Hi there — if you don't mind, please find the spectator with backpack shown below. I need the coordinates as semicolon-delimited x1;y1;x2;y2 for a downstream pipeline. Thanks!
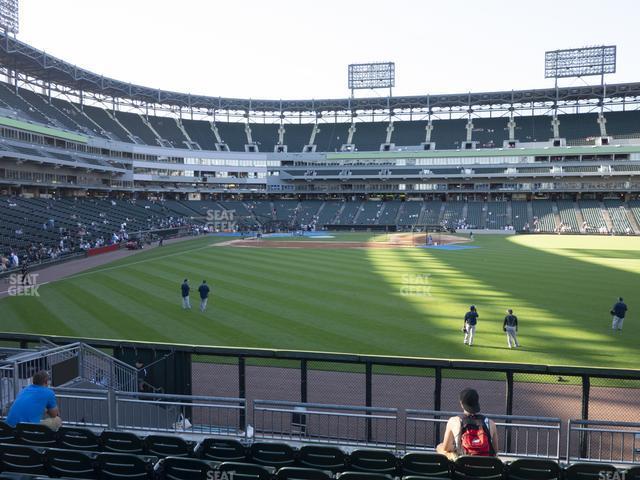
436;388;499;460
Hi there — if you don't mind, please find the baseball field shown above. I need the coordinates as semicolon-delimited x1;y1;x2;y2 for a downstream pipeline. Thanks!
1;232;638;369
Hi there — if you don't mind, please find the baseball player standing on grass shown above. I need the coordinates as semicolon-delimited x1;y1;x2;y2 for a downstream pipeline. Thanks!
503;309;519;348
463;305;479;346
198;280;210;313
610;297;627;332
181;279;191;309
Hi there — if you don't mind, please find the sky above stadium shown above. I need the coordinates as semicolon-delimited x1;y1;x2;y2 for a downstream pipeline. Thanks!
19;0;640;100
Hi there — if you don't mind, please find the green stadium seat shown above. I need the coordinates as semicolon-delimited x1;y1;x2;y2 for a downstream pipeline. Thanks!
15;424;58;448
99;431;144;455
564;463;617;480
348;450;398;475
217;462;274;480
0;443;47;475
44;448;97;479
96;452;156;480
143;435;193;458
155;456;218;480
249;442;297;468
452;456;504;480
0;422;16;444
194;438;247;462
506;459;561;480
57;427;100;451
275;466;333;480
298;445;347;472
400;452;451;479
337;472;393;480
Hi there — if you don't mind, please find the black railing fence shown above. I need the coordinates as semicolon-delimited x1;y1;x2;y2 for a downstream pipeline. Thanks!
1;332;639;460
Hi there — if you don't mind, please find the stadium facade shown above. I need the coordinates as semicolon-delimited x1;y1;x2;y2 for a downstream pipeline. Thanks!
0;33;639;238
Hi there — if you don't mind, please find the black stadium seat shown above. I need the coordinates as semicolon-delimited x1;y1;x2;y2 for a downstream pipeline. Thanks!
400;452;451;479
58;427;101;451
0;443;47;475
625;467;640;480
218;462;274;480
452;456;504;480
0;422;16;444
506;459;561;480
194;438;247;462
338;472;393;480
249;442;297;468
143;435;193;458
156;456;218;480
15;424;57;448
275;467;333;480
298;445;346;472
564;463;617;480
100;431;144;455
44;448;97;479
96;452;156;480
348;450;398;475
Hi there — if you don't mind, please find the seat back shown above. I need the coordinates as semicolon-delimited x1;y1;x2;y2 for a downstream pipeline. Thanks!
96;452;156;480
144;434;193;458
157;456;218;480
624;467;640;480
0;443;47;475
250;442;297;467
0;421;16;444
15;423;58;447
298;445;346;472
565;463;617;480
401;452;451;478
348;449;398;474
44;448;97;479
100;431;145;454
507;459;561;480
218;461;274;480
195;438;247;462
453;456;504;480
276;467;333;480
58;426;101;451
338;472;393;480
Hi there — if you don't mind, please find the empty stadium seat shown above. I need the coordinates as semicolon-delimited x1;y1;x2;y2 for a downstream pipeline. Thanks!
400;452;450;479
0;443;47;475
348;450;398;475
275;466;333;480
564;463;617;480
506;459;561;480
100;431;144;455
452;456;504;480
217;462;274;480
338;472;393;480
143;435;193;458
297;445;347;472
624;467;640;480
155;456;218;480
249;442;297;468
15;424;57;448
57;427;100;451
43;448;97;479
96;452;156;480
194;438;247;462
0;422;16;444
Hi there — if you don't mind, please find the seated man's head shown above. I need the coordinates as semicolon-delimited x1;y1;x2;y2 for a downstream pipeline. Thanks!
32;370;49;386
459;388;480;414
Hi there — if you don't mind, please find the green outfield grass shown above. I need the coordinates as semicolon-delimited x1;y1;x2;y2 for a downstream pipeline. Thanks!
1;233;638;369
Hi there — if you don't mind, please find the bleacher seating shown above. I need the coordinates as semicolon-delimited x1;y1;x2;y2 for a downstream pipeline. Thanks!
114;111;159;145
351;122;388;151
146;116;188;148
422;201;442;225
181;119;217;150
282;124;313;152
357;202;384;225
531;201;556;233
49;97;111;139
604;200;635;234
396;202;423;226
442;202;465;228
0;420;637;480
485;202;507;229
215;123;248;151
556;200;580;233
316;201;343;226
295;201;323;227
272;201;299;223
511;201;529;230
83;105;131;142
579;200;607;232
334;202;362;225
465;202;484;229
378;201;402;225
248;124;279;152
314;123;350;152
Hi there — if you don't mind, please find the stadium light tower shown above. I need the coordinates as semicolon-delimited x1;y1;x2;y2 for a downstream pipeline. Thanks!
0;0;19;35
348;61;395;98
545;46;616;140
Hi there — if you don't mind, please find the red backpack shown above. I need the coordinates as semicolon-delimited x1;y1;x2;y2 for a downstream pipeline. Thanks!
459;414;494;456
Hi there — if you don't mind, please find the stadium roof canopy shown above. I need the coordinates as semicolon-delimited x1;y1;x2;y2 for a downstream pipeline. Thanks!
1;33;640;114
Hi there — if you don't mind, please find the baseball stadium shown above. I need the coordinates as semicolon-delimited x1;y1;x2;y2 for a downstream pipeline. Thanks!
0;1;639;478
